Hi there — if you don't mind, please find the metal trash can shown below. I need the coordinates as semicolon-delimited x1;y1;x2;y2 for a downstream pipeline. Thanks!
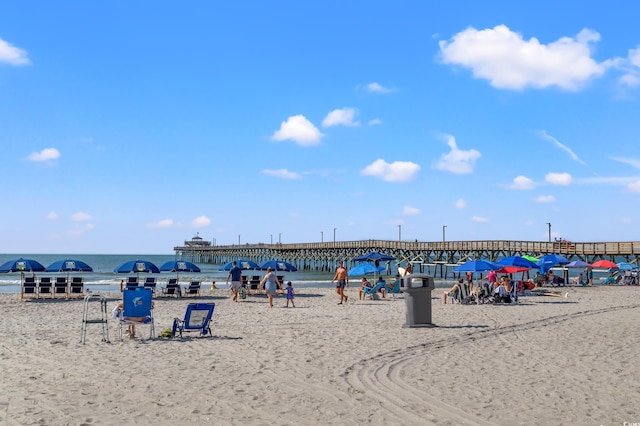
401;274;436;328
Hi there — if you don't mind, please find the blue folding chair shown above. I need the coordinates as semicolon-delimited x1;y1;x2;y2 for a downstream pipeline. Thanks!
363;282;385;300
118;287;155;341
172;303;215;338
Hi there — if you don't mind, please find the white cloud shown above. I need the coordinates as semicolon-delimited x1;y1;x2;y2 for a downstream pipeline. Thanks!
147;219;174;228
510;175;535;190
71;212;91;222
616;46;640;88
545;172;572;185
0;38;30;65
455;199;466;209
28;148;60;162
439;25;605;91
271;115;323;146
192;216;211;227
433;134;481;174
472;216;489;223
533;195;556;203
538;130;587;165
368;118;382;126
628;180;640;192
611;157;640;169
322;108;360;127
403;205;420;215
361;159;420;182
364;82;394;93
262;169;301;180
46;212;59;220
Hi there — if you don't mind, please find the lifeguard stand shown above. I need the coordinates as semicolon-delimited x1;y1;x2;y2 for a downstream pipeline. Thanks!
80;293;111;344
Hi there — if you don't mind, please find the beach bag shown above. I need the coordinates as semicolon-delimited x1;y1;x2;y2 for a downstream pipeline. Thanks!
238;286;247;300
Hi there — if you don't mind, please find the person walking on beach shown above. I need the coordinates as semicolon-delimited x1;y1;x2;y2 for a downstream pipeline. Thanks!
226;261;243;302
331;261;349;304
285;281;295;308
260;267;280;308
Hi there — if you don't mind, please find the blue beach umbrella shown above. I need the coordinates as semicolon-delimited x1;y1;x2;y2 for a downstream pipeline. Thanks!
565;260;591;268
348;263;385;277
159;260;201;273
353;251;395;262
114;260;160;279
496;256;540;269
537;254;570;272
218;260;260;271
617;262;639;271
453;259;500;273
0;258;46;273
47;259;93;273
159;260;201;280
47;259;93;282
258;260;298;272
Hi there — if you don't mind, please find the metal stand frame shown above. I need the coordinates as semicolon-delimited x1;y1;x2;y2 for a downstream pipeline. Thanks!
80;293;110;344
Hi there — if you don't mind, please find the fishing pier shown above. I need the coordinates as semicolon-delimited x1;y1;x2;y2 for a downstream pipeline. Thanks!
174;237;640;277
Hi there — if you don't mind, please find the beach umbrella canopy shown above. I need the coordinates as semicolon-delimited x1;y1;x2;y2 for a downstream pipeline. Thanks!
537;254;570;272
591;259;618;269
353;251;395;262
46;259;93;273
0;258;46;273
617;262;639;271
453;259;500;273
259;260;298;272
522;255;540;263
497;266;530;274
496;256;540;270
218;260;260;271
565;260;591;268
159;260;201;273
114;259;160;274
348;263;385;276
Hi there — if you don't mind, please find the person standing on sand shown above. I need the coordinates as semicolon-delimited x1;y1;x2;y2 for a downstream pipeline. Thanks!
285;281;295;308
226;261;242;302
260;267;280;308
331;261;349;304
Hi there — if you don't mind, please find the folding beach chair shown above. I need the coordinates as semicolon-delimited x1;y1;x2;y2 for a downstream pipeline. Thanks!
117;287;155;341
364;282;385;300
125;276;139;290
22;276;38;300
249;276;261;294
184;281;201;297
172;303;215;338
162;278;180;297
38;277;53;298
143;277;157;293
54;277;69;299
69;277;85;297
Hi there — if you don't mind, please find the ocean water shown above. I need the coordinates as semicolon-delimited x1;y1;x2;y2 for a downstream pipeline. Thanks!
0;253;623;294
0;254;341;294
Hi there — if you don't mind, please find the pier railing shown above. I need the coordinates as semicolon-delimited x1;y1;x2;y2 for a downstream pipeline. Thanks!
174;239;640;268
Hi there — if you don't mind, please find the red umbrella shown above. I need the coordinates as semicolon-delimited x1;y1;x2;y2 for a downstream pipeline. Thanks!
497;266;530;274
591;259;618;269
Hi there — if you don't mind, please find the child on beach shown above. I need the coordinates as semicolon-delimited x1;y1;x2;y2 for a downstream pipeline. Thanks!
285;281;295;307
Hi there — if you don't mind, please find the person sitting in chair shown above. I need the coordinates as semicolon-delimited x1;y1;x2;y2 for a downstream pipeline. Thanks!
442;279;462;304
358;277;373;300
375;276;387;298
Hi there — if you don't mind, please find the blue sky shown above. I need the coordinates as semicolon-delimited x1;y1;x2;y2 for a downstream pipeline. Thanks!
2;1;640;254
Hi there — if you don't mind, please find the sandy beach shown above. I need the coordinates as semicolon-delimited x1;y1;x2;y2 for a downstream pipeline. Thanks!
1;285;639;425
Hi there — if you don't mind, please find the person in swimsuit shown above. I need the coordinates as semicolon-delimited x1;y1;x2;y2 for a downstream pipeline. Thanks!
331;261;349;304
285;281;295;308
